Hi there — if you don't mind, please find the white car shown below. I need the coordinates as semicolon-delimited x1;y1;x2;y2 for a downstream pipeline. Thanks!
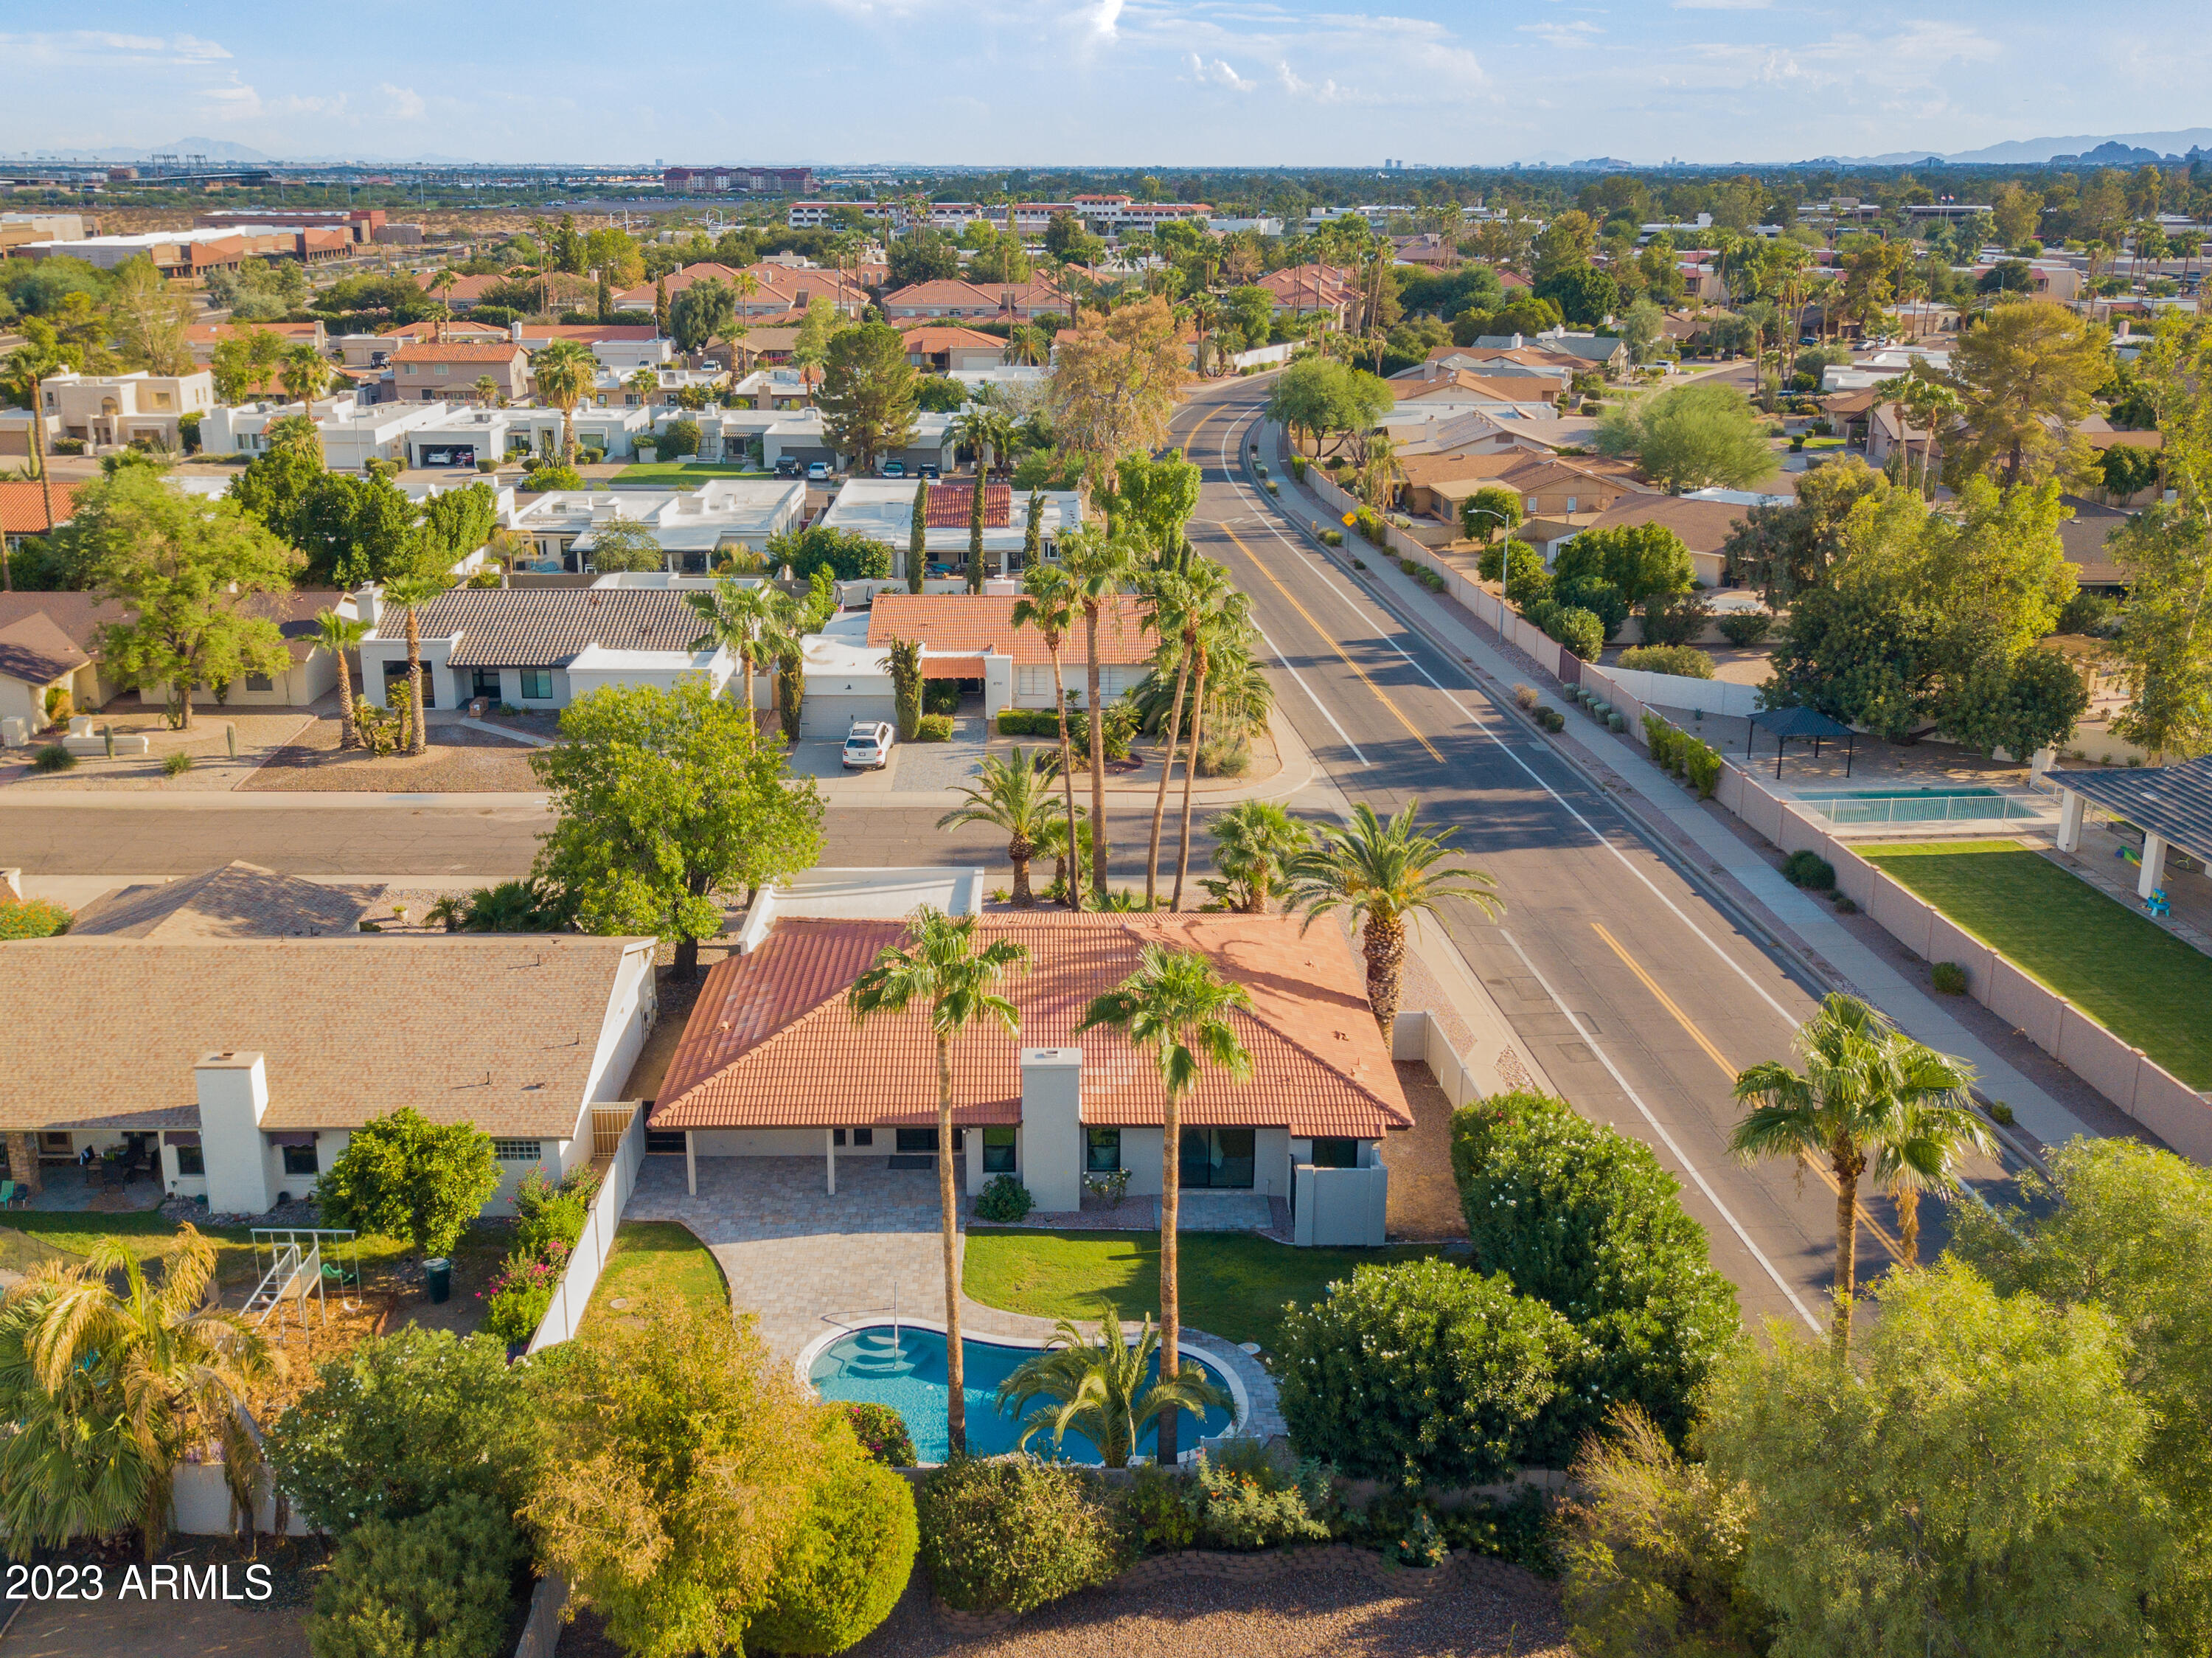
806;460;832;482
842;721;894;770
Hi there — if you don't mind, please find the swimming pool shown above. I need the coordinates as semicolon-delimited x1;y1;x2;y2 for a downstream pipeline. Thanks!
1798;787;2003;802
1794;785;2042;825
807;1324;1239;1463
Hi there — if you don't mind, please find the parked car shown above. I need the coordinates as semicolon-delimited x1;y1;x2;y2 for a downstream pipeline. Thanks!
917;462;942;479
842;721;894;770
774;456;801;478
880;458;907;478
806;460;831;482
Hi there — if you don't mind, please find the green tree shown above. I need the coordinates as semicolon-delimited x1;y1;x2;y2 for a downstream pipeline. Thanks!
312;607;370;749
1114;449;1203;568
317;1108;501;1259
415;480;498;575
307;1492;526;1658
108;256;193;375
1170;582;1255;911
888;227;961;286
1077;946;1253;1463
818;322;919;475
77;471;297;731
295;472;423;588
1012;563;1085;911
1;317;80;589
742;1452;917;1656
1554;522;1697;611
585;518;666;575
1535;266;1622;329
226;414;326;549
1262;355;1394;457
937;747;1061;906
995;1310;1230;1469
208;325;285;403
886;637;922;740
1619;296;1667;364
277;341;332;405
1284;801;1501;1040
1596;384;1776;493
851;909;1029;1457
529;338;598;466
762;522;895;583
531;680;824;978
1944;299;2110;488
907;479;928;592
1137;563;1214;907
789;296;844;393
1704;1260;2164;1658
1729;993;1986;1353
1460;484;1523;546
667;277;735;364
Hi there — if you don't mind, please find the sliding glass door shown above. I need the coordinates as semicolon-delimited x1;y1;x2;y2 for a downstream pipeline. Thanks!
1178;1127;1256;1190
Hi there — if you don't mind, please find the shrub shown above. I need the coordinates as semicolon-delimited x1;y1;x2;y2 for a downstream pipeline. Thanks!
1986;1100;2014;1125
1931;960;1969;996
1451;1093;1743;1453
316;1107;501;1259
306;1492;526;1658
1123;1465;1200;1554
1397;557;1447;594
0;899;72;940
744;1454;918;1655
162;750;192;784
656;418;701;459
917;1456;1128;1614
481;1252;560;1345
1717;611;1773;649
1535;706;1566;733
1276;1258;1579;1487
995;707;1061;737
1832;894;1857;914
521;462;585;492
914;713;953;742
1437;1485;1559;1573
974;1173;1036;1224
1319;528;1344;547
1618;645;1714;679
1287;456;1307;481
512;1168;589;1260
1545;605;1605;662
1195;739;1249;777
841;1402;917;1468
1193;1442;1334;1551
32;744;74;772
1640;592;1715;649
1683;740;1722;799
1514;684;1540;712
922;679;962;715
1557;575;1630;642
1780;850;1834;891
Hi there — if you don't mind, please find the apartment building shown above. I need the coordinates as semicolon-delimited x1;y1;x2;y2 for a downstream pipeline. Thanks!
661;166;813;195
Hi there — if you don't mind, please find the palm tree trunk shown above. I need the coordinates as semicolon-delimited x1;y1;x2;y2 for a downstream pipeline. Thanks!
740;645;755;718
938;1033;967;1457
406;607;427;756
1892;1181;1920;1266
1051;643;1082;913
1832;1140;1863;1354
1144;653;1192;908
1157;1086;1181;1466
562;405;577;468
1009;834;1034;907
335;651;358;749
1084;606;1107;905
1363;910;1405;1041
1170;658;1211;912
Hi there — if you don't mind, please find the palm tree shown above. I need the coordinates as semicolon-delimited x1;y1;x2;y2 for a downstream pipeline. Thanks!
686;577;780;720
277;343;331;406
1006;324;1050;367
1;322;74;592
471;374;499;408
851;909;1029;1457
312;608;370;749
1078;945;1253;1465
1032;807;1091;907
530;339;598;467
625;365;659;414
938;747;1062;907
1172;587;1253;912
1729;993;1983;1353
1138;566;1206;909
1874;1092;1997;1266
1283;802;1503;1041
1203;801;1312;913
0;1225;277;1560
1058;525;1142;905
995;1309;1232;1468
380;574;447;756
1012;563;1086;912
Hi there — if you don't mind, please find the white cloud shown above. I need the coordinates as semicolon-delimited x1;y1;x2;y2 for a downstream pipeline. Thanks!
1188;53;1255;90
1519;20;1603;46
380;83;426;119
202;80;349;122
1093;0;1125;38
0;29;232;63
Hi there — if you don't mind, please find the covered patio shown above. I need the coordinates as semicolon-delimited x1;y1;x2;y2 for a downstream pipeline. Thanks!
2049;755;2212;915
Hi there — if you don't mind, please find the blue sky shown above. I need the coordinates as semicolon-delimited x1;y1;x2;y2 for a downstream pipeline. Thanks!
1;3;2206;168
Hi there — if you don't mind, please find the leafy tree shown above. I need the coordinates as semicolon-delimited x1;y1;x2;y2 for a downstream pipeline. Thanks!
208;325;285;403
1277;1259;1577;1488
914;373;965;413
1048;297;1189;496
1619;296;1667;365
1944;299;2110;488
1557;575;1630;641
1113;448;1202;567
417;481;498;575
317;1108;501;1258
1596;384;1775;493
1555;522;1697;611
2107;504;2212;760
995;1310;1230;1469
585;518;665;575
1531;209;1600;282
1451;1091;1742;1449
1535;265;1622;328
1459;485;1523;546
667;277;735;363
226;417;327;547
295;472;423;588
818;322;918;475
1704;1261;2164;1658
852;910;1029;1456
888;227;961;286
532;680;824;977
525;1297;834;1658
937;746;1061;906
108;255;192;375
77;471;297;730
1;317;79;588
1262;355;1393;457
763;521;894;583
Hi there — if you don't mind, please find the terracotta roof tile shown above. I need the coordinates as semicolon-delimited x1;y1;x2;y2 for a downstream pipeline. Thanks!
393;342;527;364
0;480;85;537
866;593;1153;667
650;914;1412;1139
922;482;1010;528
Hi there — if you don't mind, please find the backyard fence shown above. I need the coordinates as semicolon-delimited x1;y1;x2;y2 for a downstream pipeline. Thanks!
526;1103;645;1355
1391;1010;1487;1109
511;1574;570;1658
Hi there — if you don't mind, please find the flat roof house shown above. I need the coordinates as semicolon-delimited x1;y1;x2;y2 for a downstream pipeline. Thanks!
650;911;1408;1239
39;370;215;451
505;480;807;574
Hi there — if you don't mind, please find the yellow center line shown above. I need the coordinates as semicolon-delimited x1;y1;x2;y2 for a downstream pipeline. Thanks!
1215;521;1447;766
1590;921;1907;1264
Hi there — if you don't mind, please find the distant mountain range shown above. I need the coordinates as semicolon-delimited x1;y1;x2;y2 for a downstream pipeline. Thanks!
10;136;490;167
1812;129;2212;167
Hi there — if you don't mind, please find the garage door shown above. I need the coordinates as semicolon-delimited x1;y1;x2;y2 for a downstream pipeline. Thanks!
799;692;895;740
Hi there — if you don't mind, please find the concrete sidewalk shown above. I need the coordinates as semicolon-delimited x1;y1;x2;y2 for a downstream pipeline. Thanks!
1258;425;2093;1151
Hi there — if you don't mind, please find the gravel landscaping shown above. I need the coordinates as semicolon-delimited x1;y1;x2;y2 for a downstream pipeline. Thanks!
240;715;544;792
1;707;316;792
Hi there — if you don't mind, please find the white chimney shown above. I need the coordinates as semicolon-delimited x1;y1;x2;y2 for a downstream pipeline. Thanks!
196;1051;276;1215
1018;1048;1084;1213
355;585;380;630
510;319;524;344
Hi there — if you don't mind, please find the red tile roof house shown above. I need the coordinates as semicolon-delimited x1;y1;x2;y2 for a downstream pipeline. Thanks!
649;911;1408;1241
866;590;1154;721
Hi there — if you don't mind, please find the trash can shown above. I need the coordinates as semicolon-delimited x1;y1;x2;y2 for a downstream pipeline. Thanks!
425;1258;452;1304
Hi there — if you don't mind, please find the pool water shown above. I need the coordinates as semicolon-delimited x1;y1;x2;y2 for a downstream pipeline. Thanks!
1798;786;2002;801
810;1325;1237;1463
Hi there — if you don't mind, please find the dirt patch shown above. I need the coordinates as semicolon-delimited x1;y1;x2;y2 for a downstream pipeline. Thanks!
2;706;316;793
1382;1061;1470;1242
1;1533;331;1658
239;716;543;793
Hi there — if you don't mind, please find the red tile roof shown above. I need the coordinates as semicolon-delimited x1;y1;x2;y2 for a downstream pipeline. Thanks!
0;480;84;537
649;914;1413;1138
922;482;1010;528
392;341;527;364
867;593;1154;667
900;325;1006;353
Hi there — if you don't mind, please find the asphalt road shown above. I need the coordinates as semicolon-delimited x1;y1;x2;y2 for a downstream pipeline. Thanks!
1166;375;2003;1333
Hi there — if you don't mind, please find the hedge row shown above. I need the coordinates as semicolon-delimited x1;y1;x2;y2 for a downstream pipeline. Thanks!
1640;712;1723;799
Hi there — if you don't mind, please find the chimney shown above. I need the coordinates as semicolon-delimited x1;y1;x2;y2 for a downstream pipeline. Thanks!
196;1051;276;1214
355;585;380;630
1018;1048;1084;1213
510;319;524;344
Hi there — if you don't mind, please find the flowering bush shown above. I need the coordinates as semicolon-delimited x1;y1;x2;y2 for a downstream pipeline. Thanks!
481;1250;563;1345
842;1402;917;1468
1192;1444;1332;1551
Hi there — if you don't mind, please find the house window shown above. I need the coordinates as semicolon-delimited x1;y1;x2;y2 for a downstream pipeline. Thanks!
1310;1137;1358;1169
1085;1126;1121;1172
982;1126;1017;1173
493;1140;542;1162
1016;666;1054;701
173;1145;206;1177
245;673;274;692
280;1142;319;1176
38;1132;72;1154
1178;1127;1256;1189
852;1128;873;1148
519;667;553;701
895;1127;964;1154
472;669;502;701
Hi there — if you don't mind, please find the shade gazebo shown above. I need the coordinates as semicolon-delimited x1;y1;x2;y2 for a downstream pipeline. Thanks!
2047;755;2212;909
1747;705;1856;780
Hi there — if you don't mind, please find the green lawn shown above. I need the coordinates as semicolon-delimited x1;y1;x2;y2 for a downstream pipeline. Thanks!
962;1229;1444;1355
1863;839;2212;1087
0;1210;478;1291
581;1221;728;1329
610;462;776;487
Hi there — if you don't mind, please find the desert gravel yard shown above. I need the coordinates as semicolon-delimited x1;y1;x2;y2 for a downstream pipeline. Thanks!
241;716;544;792
1;707;316;791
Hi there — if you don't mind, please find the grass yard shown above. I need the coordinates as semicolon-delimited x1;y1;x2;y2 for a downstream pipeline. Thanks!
580;1221;728;1331
1864;839;2212;1087
610;462;774;487
963;1229;1444;1355
0;1210;474;1294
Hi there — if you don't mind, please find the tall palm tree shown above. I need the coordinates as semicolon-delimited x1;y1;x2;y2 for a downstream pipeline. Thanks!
278;343;331;406
471;374;499;408
1058;525;1142;905
380;575;446;756
530;339;598;468
686;577;781;719
937;747;1062;906
1873;1092;1996;1266
851;909;1029;1457
0;1225;277;1560
1138;566;1206;909
313;608;370;749
1172;588;1253;912
1283;801;1503;1041
1006;325;1050;367
1730;993;1982;1353
1078;945;1253;1465
995;1309;1231;1468
1013;563;1084;912
1203;800;1312;913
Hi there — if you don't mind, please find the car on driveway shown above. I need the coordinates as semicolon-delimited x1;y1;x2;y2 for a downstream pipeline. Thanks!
880;458;907;478
917;462;941;479
842;721;894;770
774;456;801;478
806;460;832;482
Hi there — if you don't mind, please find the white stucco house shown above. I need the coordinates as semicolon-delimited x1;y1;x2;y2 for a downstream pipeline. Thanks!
504;479;807;574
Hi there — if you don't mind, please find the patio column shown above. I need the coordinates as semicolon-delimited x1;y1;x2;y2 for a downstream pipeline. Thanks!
825;1127;837;1196
684;1130;696;1197
2140;833;2169;901
2056;788;2086;853
4;1131;41;1195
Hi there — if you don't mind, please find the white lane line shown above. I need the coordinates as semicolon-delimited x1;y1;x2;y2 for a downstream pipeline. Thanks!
1213;407;1802;1031
1252;621;1369;767
1500;927;1823;1332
